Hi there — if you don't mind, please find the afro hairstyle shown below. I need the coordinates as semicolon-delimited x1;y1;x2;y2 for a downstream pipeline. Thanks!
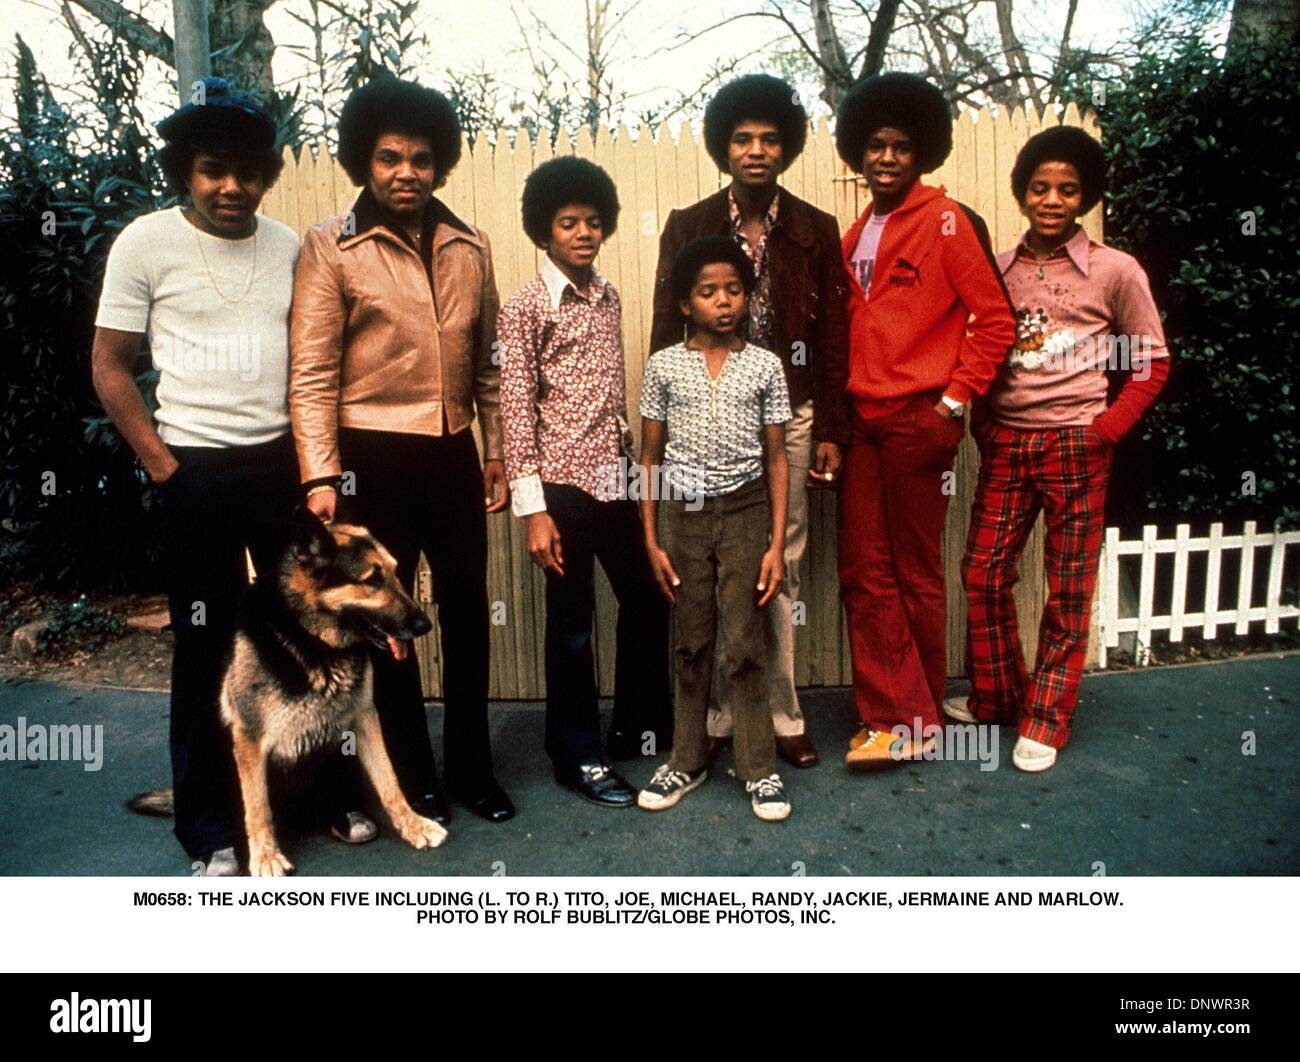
835;72;953;174
703;74;808;173
158;142;284;197
520;156;620;248
669;236;757;305
336;75;462;188
1010;125;1107;214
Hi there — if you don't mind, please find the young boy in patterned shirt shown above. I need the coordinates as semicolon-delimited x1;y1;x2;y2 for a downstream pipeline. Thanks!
498;157;671;808
638;236;793;821
949;126;1170;771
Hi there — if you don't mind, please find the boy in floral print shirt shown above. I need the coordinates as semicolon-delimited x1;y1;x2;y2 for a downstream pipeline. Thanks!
498;157;671;808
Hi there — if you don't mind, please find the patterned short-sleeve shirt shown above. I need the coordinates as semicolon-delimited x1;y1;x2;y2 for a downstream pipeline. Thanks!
640;341;791;498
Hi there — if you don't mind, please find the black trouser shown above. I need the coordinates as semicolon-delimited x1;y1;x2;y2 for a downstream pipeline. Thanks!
337;426;494;796
162;433;298;861
541;483;673;768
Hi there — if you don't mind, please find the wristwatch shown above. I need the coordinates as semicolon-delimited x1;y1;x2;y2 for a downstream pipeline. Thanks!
940;395;966;418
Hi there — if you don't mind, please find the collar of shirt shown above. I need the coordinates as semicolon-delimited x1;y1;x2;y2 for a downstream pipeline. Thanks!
1012;225;1093;277
345;187;474;245
728;187;780;258
540;254;610;311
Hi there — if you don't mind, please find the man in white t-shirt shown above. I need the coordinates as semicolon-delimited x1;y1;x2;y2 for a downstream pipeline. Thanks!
90;80;356;874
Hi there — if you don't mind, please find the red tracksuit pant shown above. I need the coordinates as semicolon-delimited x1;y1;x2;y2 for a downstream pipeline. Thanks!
838;393;964;733
961;423;1110;749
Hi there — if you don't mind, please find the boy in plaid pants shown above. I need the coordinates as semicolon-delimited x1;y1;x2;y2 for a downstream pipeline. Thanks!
950;127;1170;771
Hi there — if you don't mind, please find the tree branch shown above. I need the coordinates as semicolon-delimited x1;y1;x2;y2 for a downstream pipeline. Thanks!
859;0;902;80
65;0;173;64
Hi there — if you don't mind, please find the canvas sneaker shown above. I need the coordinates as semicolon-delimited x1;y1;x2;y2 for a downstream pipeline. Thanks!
637;763;708;810
1012;735;1057;772
745;774;791;822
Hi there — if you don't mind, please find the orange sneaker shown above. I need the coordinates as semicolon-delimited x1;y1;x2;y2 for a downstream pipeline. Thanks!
845;729;936;769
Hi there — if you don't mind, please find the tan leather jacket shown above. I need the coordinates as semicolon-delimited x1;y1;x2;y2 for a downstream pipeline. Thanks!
289;192;502;483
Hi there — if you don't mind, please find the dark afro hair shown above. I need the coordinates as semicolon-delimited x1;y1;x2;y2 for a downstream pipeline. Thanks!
670;236;757;305
1010;125;1107;213
703;74;808;173
336;75;462;188
520;156;620;248
835;72;953;174
158;143;284;197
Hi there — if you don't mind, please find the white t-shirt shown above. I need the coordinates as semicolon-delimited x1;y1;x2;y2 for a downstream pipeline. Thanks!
95;206;300;448
849;210;892;295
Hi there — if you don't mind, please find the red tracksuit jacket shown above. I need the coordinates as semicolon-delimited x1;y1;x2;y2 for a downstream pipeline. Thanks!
842;180;1015;416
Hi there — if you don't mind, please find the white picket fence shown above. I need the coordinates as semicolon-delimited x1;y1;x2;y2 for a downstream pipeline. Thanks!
1096;522;1300;668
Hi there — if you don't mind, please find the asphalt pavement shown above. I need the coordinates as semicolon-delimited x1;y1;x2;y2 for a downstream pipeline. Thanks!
1;654;1296;876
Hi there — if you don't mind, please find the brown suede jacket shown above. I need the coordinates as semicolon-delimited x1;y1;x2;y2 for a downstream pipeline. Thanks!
649;186;852;446
290;189;502;484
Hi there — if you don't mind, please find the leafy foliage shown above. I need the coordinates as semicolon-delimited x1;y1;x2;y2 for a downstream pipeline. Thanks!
34;595;126;656
1100;34;1300;529
283;0;426;150
0;34;166;587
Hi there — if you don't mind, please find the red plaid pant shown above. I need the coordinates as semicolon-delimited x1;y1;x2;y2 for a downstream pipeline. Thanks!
961;423;1110;749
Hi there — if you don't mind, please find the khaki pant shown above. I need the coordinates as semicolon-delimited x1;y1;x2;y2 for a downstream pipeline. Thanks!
662;478;775;783
709;399;813;738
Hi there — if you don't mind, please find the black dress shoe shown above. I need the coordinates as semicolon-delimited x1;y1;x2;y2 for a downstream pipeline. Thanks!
555;762;636;807
409;790;450;824
449;777;516;823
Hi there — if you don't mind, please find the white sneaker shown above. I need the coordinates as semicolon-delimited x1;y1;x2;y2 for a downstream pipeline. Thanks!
745;774;791;822
637;763;708;810
1012;735;1057;772
943;696;977;723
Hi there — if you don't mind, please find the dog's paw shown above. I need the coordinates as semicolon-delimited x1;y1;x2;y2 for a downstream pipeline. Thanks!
396;812;448;850
248;845;294;877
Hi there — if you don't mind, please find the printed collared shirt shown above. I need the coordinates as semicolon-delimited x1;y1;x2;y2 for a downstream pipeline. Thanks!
640;341;791;498
499;255;634;516
728;188;779;349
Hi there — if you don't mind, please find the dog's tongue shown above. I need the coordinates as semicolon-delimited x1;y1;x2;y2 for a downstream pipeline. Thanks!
387;636;409;662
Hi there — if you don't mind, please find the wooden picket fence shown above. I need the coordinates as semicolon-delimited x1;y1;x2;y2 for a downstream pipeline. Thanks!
260;103;1102;699
1097;522;1300;668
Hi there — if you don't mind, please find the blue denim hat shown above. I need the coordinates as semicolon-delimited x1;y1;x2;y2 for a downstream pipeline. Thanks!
155;77;276;151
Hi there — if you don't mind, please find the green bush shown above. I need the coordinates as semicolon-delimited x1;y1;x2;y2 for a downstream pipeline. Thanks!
1100;35;1300;529
0;34;167;587
34;595;126;656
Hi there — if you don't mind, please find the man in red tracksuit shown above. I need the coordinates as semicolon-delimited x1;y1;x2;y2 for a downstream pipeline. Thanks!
834;72;1016;769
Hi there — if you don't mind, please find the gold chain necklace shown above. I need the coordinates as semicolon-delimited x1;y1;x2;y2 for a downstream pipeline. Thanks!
193;216;258;304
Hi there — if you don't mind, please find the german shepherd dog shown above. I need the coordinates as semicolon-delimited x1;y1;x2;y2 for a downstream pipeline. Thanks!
130;507;448;876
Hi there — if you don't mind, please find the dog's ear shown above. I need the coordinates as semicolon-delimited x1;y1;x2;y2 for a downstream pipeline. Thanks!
291;506;337;569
